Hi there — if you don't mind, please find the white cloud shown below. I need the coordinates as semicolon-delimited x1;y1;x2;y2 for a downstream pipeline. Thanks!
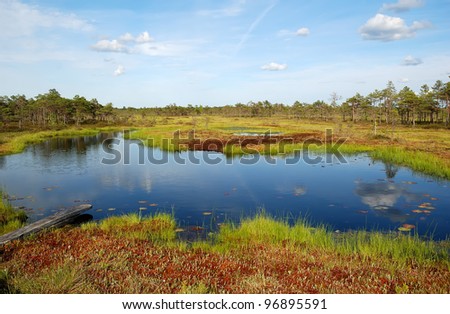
399;78;410;83
91;39;128;53
402;55;423;66
114;65;125;76
91;31;184;56
278;27;310;38
359;14;431;41
0;0;92;37
381;0;424;12
296;27;310;37
118;32;135;42
135;31;153;43
118;31;153;44
261;62;287;71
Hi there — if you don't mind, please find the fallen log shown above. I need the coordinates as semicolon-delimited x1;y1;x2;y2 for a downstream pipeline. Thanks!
0;204;92;245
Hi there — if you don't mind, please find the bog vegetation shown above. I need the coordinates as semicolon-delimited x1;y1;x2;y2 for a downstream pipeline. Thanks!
0;213;449;293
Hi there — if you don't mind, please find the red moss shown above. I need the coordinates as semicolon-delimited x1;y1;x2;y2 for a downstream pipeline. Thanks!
1;227;449;294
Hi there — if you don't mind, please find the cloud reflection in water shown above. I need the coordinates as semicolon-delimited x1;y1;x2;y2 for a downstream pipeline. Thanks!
354;181;422;222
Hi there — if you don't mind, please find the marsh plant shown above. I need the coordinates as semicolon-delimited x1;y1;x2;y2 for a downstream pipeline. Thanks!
0;192;27;236
1;213;449;294
101;129;349;166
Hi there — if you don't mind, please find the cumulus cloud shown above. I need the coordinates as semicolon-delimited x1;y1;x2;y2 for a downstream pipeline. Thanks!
381;0;424;12
261;62;287;71
90;31;185;56
296;27;310;37
0;0;92;37
359;14;431;41
118;32;135;42
118;31;153;43
114;65;125;76
135;31;153;43
278;27;310;38
399;78;410;83
402;55;423;66
91;39;128;53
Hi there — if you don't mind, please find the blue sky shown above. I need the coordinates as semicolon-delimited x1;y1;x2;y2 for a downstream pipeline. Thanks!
0;0;449;107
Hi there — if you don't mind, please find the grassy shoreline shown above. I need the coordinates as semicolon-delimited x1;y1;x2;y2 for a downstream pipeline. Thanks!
1;118;449;179
371;147;450;180
0;127;124;156
1;213;448;293
0;191;27;236
126;117;450;180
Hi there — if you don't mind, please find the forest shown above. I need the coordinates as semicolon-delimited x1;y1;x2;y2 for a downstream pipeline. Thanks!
1;80;449;129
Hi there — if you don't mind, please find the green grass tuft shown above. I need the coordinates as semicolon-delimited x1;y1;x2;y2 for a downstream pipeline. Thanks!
216;214;291;248
337;230;448;266
0;191;27;236
370;147;450;180
214;213;449;266
98;213;176;242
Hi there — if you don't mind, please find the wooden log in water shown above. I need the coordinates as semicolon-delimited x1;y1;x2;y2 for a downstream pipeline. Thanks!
0;204;92;245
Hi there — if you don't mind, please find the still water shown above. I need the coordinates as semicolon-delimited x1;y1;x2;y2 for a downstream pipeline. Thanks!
0;133;449;239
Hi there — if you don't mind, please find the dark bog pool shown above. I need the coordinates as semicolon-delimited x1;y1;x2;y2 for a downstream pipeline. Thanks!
0;133;449;239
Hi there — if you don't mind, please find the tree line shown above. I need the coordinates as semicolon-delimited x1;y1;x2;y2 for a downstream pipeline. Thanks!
1;80;449;129
340;80;450;126
0;89;115;128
